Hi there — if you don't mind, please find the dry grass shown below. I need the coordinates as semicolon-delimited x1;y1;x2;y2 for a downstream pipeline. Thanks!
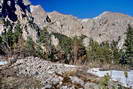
0;76;43;89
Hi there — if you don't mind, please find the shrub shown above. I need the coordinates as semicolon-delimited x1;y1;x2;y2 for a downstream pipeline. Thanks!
1;23;22;48
38;27;49;43
24;37;35;56
99;73;110;89
35;44;46;59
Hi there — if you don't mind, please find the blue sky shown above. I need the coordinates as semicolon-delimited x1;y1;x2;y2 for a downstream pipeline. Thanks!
30;0;133;18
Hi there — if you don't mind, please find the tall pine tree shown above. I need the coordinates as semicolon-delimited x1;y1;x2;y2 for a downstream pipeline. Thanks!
124;24;133;66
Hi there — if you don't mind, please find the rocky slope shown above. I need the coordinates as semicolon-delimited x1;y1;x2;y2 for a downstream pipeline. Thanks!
47;11;133;47
27;5;133;48
0;56;126;89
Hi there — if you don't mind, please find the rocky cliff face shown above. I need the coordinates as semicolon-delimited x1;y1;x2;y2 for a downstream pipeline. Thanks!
81;12;133;43
47;11;83;37
30;5;47;29
27;4;133;48
46;11;133;47
0;0;40;42
0;0;133;48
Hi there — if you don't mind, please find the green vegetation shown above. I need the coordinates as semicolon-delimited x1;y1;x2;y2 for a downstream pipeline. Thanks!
38;28;50;43
0;19;132;68
1;24;22;47
25;37;46;59
0;36;2;44
86;39;120;64
99;73;110;89
52;32;72;54
71;35;87;64
124;71;128;86
38;27;53;60
53;33;87;64
0;23;22;55
25;37;35;56
124;24;133;66
52;33;73;63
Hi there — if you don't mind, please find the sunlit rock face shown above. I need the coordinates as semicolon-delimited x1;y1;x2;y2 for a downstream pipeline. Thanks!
80;12;133;47
0;0;32;23
0;0;40;42
0;0;29;23
30;5;47;29
47;11;83;37
45;11;133;48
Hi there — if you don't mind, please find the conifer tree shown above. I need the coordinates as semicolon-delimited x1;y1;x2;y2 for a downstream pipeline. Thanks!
124;24;133;66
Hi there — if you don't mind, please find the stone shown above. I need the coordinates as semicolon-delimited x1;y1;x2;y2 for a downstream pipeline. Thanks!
44;84;52;89
60;86;68;89
69;76;84;86
84;82;99;89
11;56;77;85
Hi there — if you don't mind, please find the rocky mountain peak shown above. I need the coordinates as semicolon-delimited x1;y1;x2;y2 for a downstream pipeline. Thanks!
48;11;67;16
30;5;47;29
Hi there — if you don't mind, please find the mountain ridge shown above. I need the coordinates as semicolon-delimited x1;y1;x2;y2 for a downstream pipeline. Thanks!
0;0;133;48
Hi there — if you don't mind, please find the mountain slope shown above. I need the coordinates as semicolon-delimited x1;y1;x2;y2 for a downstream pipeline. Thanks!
43;11;133;48
1;0;133;46
0;0;133;60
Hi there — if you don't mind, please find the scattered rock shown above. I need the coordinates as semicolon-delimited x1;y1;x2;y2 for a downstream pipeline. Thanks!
84;82;99;89
69;76;84;86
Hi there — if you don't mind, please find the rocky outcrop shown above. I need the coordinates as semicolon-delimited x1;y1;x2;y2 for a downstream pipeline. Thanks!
47;11;83;37
45;11;133;47
30;5;47;29
27;6;133;47
12;57;77;78
80;11;133;43
0;0;41;42
0;56;124;89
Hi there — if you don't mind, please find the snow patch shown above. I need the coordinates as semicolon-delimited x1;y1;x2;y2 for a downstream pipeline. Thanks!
0;61;8;65
87;68;133;88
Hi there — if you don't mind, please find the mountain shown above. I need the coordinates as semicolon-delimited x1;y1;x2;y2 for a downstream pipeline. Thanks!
30;5;133;48
0;0;133;61
0;0;40;42
1;0;133;48
46;11;133;47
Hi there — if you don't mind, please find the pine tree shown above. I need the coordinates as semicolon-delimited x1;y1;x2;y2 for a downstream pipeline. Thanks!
71;35;86;64
124;24;133;66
